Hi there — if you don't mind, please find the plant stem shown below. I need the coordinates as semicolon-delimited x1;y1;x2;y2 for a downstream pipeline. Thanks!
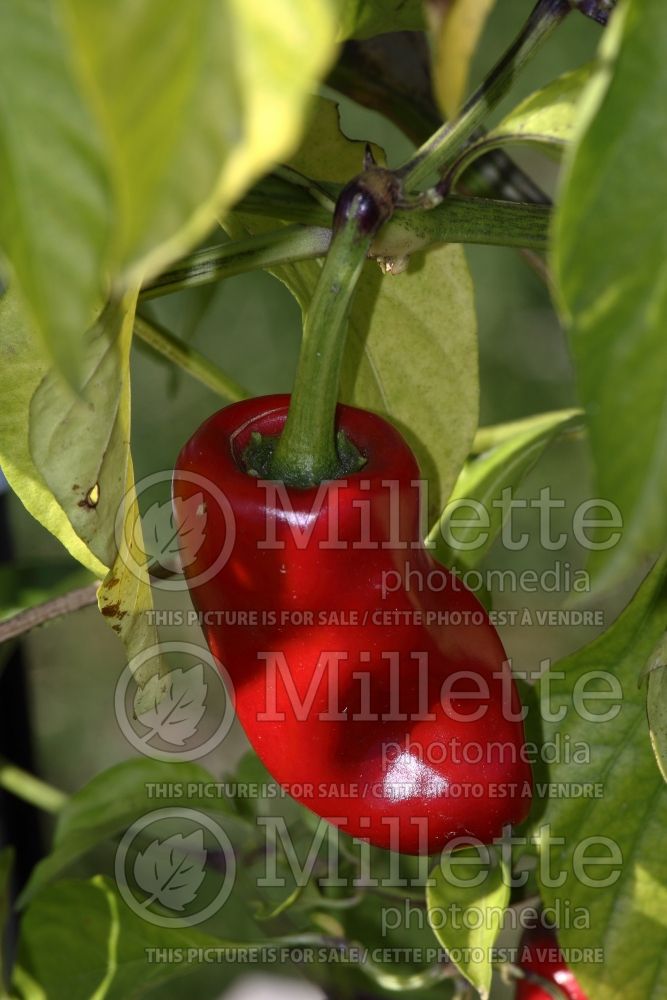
0;756;67;814
377;197;551;258
269;194;376;484
139;225;331;300
576;0;616;25
134;313;249;402
166;197;551;265
269;168;401;485
0;584;100;645
399;0;573;192
140;199;550;307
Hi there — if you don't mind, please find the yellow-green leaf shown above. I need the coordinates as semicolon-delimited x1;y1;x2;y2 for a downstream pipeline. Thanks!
428;0;497;118
338;0;424;41
63;0;340;285
553;0;667;590
428;408;583;569
538;556;667;999
427;846;510;999
342;246;478;515
0;287;106;578
30;298;135;569
0;0;111;385
28;290;164;691
646;629;667;783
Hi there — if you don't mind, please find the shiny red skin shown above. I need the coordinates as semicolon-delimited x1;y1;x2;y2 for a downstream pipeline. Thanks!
516;927;589;1000
173;394;532;854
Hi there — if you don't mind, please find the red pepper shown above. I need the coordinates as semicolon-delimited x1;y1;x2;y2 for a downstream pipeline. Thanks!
173;394;532;854
516;926;589;1000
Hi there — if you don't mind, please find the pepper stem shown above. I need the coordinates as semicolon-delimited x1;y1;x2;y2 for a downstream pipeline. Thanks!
269;170;399;486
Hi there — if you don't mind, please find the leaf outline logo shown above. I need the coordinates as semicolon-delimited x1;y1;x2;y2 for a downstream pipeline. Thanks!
115;641;236;762
135;664;208;747
114;470;236;592
115;808;236;928
134;829;206;911
135;493;207;571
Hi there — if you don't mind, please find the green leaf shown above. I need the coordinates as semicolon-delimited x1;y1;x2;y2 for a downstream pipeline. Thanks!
29;298;133;570
342;247;478;515
337;0;424;40
648;664;667;784
26;289;165;688
0;287;106;578
232;98;479;515
0;0;111;385
339;892;455;995
0;0;338;385
426;847;509;999
427;409;582;569
538;556;667;1000
552;0;667;589
495;63;593;143
63;0;339;285
19;759;246;907
447;64;594;188
646;629;667;782
16;876;237;1000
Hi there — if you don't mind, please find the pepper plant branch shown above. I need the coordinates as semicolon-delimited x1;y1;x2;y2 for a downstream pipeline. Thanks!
134;313;249;402
329;38;550;206
375;197;551;256
329;39;550;284
576;0;616;25
0;583;100;645
0;756;68;814
237;179;554;243
138;0;564;484
140;225;332;300
398;0;574;193
501;964;565;1000
142;198;551;307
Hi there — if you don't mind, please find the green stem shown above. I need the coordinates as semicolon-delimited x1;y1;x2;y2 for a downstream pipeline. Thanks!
399;0;573;192
234;187;551;254
0;756;68;814
141;200;549;308
140;225;331;300
269;194;377;484
134;314;249;402
378;197;551;258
